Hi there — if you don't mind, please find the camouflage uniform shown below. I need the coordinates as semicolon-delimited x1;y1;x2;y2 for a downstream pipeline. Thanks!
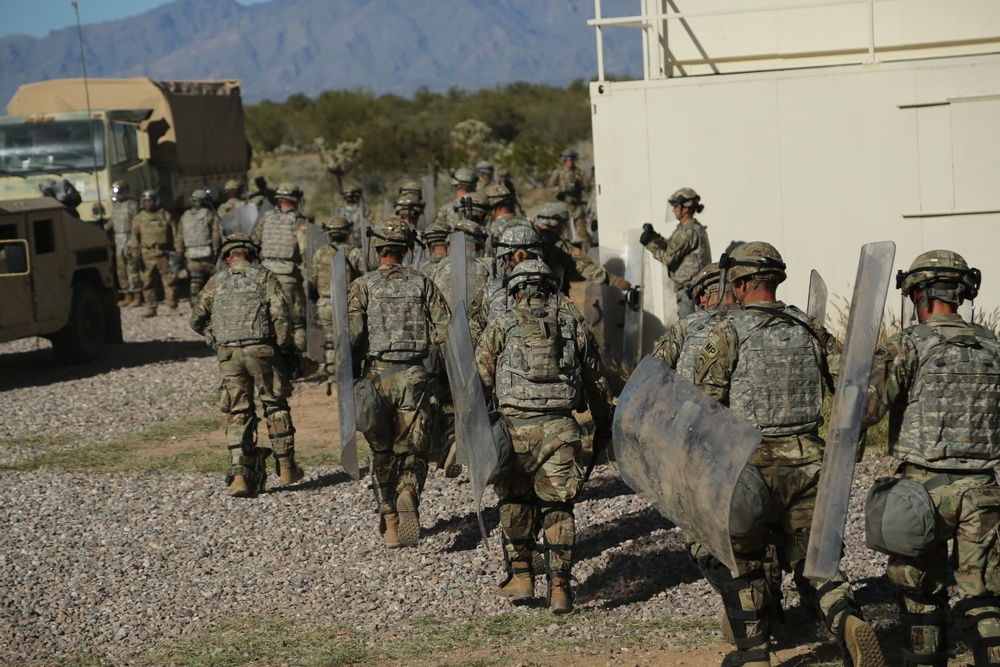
131;205;180;314
547;157;591;251
308;235;365;379
190;238;302;496
536;203;629;292
476;260;611;613
178;200;222;298
864;313;1000;665
251;206;309;351
645;219;711;317
107;196;141;299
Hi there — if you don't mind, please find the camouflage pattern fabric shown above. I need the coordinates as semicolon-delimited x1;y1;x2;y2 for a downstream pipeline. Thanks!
131;209;180;307
251;209;309;350
547;164;591;250
217;197;245;219
178;206;222;298
652;309;726;380
108;199;141;294
646;219;711;315
310;241;365;374
542;232;616;290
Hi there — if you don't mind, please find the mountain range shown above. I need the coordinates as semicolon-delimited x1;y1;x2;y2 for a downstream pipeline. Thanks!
0;0;641;107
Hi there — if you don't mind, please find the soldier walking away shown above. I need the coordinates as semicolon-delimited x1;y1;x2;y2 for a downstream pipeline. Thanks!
694;242;885;667
640;187;712;318
333;182;370;247
251;182;309;352
189;234;305;497
131;189;181;317
863;250;1000;667
535;202;630;295
394;192;425;231
178;189;222;299
498;166;525;216
476;260;612;614
348;219;451;548
217;180;247;219
476;161;495;191
547;148;592;252
434;168;477;228
105;181;142;308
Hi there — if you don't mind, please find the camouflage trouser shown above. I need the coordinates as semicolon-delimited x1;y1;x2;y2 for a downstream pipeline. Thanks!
495;414;582;576
217;344;295;480
273;273;307;352
140;251;177;306
114;237;141;293
316;297;335;374
674;281;695;318
713;462;857;653
186;257;215;299
886;465;1000;663
567;202;591;251
362;362;432;515
423;345;451;464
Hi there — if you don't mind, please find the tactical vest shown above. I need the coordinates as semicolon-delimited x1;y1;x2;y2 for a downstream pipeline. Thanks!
334;205;365;246
365;267;430;362
891;321;1000;469
134;210;172;249
431;256;492;308
728;305;825;437
212;265;274;346
496;302;581;412
670;219;712;288
111;199;136;244
217;199;243;219
675;309;727;381
181;208;214;259
259;210;300;275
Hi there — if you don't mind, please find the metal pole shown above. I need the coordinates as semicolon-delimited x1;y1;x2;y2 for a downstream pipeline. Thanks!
867;0;876;63
595;0;606;82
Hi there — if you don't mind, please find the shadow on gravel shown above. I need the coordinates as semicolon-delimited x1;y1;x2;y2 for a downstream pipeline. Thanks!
579;472;633;502
264;468;364;492
0;339;212;390
576;506;675;561
426;505;501;553
578;539;701;608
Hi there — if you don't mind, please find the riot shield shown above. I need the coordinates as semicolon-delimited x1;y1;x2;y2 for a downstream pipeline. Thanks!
360;213;374;273
330;249;360;481
621;229;645;373
221;202;259;235
304;221;327;362
807;269;828;327
614;355;763;573
421;174;436;231
449;231;469;310
804;240;895;581
584;246;626;368
444;299;496;544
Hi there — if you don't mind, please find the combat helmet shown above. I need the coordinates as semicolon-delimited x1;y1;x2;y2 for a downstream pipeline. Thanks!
275;182;302;203
422;220;451;246
460;191;491;224
111;180;129;202
535;202;570;229
453;219;487;248
322;216;353;240
560;148;580;161
451;168;477;190
484;183;513;208
398;179;423;198
495;223;542;259
896;249;980;304
222;179;244;195
190;188;211;207
686;262;722;301
722;242;787;285
476;161;495;175
141;189;160;209
341;182;362;201
394;192;425;216
369;218;413;250
220;233;260;259
506;259;559;298
668;187;701;209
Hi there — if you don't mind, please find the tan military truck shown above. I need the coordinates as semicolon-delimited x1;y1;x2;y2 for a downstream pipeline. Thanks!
0;77;250;221
0;197;122;363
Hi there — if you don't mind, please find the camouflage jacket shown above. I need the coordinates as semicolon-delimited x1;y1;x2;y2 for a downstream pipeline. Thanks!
308;242;365;299
646;219;711;288
694;300;841;466
651;305;737;381
130;209;179;257
250;208;308;276
547;165;590;208
189;259;291;349
178;207;222;260
468;272;586;345
216;198;245;219
542;232;613;288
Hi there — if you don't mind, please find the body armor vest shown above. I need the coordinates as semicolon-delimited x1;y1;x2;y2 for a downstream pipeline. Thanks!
670;219;712;288
181;208;213;259
333;205;365;246
259;210;300;275
111;199;136;244
675;309;727;381
891;321;1000;469
728;305;825;437
365;267;430;362
217;199;243;219
212;265;274;346
496;302;581;412
431;256;492;308
134;210;172;249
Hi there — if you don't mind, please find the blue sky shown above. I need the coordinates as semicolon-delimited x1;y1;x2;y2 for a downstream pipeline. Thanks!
4;0;270;39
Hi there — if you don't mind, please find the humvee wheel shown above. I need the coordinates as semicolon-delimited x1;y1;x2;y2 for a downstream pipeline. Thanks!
52;282;106;363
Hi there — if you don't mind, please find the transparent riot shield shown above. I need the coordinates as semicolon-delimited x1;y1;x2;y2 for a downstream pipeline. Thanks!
444;299;496;544
449;231;469;310
804;241;896;581
807;269;828;328
331;249;360;480
304;221;327;363
421;174;436;231
614;355;763;573
360;214;374;273
584;246;626;369
221;202;259;236
621;229;645;374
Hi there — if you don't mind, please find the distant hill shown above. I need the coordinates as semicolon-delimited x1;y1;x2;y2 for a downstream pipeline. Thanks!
0;0;641;107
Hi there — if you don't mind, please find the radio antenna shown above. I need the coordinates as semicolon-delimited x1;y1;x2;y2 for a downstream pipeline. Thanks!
72;0;103;216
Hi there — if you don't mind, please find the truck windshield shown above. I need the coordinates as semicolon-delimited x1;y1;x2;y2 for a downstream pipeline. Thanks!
0;119;105;176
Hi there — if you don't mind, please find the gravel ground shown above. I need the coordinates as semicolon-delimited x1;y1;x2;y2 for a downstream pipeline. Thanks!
0;303;907;665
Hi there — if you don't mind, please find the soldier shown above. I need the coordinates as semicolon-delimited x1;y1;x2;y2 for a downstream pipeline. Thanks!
547;148;592;252
535;202;630;294
693;242;884;667
497;166;525;216
476;160;495;190
640;187;712;318
863;250;1000;667
131;189;181;318
251;182;309;351
216;180;246;219
426;220;492;308
105;181;142;308
348;219;451;548
189;234;305;496
461;190;492;228
420;220;451;268
308;216;365;387
476;260;612;614
398;179;423;199
333;181;370;245
485;182;520;246
178;189;222;299
394;192;425;231
434;168;477;228
247;176;275;207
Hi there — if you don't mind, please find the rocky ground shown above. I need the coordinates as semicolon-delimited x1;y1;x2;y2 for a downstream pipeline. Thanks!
0;301;962;666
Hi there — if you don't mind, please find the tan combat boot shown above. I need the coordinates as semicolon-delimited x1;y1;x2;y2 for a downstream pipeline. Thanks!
130;293;144;308
382;513;401;549
442;440;462;478
228;474;251;498
842;615;886;667
276;455;305;486
141;304;157;318
395;487;421;547
166;302;180;316
548;573;573;614
498;561;534;600
116;293;130;307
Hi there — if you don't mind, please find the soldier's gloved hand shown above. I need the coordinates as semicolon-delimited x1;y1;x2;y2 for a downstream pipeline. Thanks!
609;275;631;291
639;223;658;247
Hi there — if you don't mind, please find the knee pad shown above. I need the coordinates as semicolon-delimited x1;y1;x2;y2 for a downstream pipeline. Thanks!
957;597;1000;667
899;591;950;666
263;401;295;440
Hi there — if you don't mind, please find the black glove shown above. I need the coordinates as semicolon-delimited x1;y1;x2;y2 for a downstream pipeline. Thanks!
279;346;304;381
639;223;657;246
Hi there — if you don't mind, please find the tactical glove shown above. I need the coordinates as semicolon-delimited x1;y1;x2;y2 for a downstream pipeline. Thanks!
639;223;659;247
609;275;631;291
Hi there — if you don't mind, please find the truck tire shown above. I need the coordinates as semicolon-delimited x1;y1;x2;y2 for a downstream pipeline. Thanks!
52;282;106;364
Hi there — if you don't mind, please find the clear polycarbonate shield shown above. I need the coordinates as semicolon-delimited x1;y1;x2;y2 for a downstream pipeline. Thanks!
220;202;259;236
421;174;435;231
304;221;327;362
330;249;360;481
444;299;496;544
613;355;763;573
807;269;828;327
584;246;626;368
449;231;469;310
805;240;896;581
360;213;374;273
621;229;645;373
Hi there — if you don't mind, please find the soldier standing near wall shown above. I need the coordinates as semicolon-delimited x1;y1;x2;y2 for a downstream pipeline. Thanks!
106;181;142;308
251;182;309;352
348;219;451;548
863;250;1000;667
217;180;247;219
547;148;592;252
535;202;630;294
178;189;222;299
693;242;885;667
190;234;305;497
132;189;181;318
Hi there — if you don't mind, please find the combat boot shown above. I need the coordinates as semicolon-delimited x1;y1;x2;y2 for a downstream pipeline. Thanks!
141;304;157;318
130;293;144;308
498;561;534;600
382;513;401;549
116;293;130;307
166;302;180;316
442;440;461;478
548;573;573;614
395;487;421;547
276;454;305;486
842;615;886;667
228;474;251;498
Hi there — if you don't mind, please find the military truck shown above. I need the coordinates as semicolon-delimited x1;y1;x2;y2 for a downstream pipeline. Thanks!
0;197;121;363
0;78;250;222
